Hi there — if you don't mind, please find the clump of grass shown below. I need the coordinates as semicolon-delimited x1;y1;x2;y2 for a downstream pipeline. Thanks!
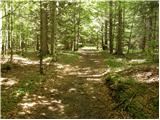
105;73;158;119
104;58;125;68
1;72;44;117
58;52;79;64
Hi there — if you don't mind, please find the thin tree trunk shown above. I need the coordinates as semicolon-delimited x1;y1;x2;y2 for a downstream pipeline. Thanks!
50;1;56;61
73;3;76;51
127;22;134;54
104;20;108;50
77;2;81;51
41;2;49;56
123;4;125;45
142;16;146;52
40;1;43;74
101;23;104;49
7;2;10;51
10;1;13;62
4;3;8;55
116;1;123;55
36;34;39;51
154;11;157;40
109;1;113;54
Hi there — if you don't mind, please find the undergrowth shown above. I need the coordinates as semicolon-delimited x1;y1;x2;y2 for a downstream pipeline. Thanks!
58;52;79;64
1;72;44;118
105;73;159;119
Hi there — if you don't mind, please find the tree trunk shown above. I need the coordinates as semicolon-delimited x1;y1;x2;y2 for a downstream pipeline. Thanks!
76;2;81;51
127;22;134;54
154;10;157;40
41;2;49;56
104;20;108;50
115;1;123;55
7;2;10;52
50;1;56;61
142;16;146;52
39;1;43;74
10;1;13;62
36;34;39;51
4;2;8;55
101;23;104;49
109;1;113;54
73;3;77;51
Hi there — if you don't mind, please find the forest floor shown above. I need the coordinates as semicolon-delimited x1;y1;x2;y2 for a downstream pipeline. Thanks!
1;47;159;119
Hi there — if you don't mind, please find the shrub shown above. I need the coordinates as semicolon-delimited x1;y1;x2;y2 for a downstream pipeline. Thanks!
146;40;159;63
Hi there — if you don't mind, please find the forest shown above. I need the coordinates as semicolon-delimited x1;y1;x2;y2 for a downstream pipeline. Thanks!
0;0;159;119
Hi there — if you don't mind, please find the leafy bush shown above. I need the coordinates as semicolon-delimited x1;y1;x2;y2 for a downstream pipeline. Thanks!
146;40;159;63
105;58;125;68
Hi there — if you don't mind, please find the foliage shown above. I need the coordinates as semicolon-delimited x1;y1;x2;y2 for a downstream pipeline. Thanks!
105;72;159;119
104;58;125;68
58;52;79;64
1;72;44;116
146;40;159;63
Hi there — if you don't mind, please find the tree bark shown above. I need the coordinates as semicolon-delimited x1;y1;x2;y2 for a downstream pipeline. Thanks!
142;16;146;52
41;2;49;56
104;20;108;50
127;22;134;54
10;1;13;62
116;1;123;55
109;1;113;54
76;2;81;51
50;1;56;61
73;3;77;51
39;1;43;74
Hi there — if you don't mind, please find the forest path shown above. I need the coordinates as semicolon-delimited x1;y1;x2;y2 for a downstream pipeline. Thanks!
2;47;129;118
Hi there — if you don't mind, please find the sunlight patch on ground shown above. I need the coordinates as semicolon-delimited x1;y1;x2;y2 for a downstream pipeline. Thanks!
0;77;17;86
50;89;58;93
116;58;123;61
81;46;97;50
17;93;65;116
135;72;158;83
112;68;126;73
19;102;37;109
86;78;101;82
129;59;146;63
68;88;76;92
78;69;110;78
1;55;39;65
43;57;52;62
55;63;65;69
77;46;100;54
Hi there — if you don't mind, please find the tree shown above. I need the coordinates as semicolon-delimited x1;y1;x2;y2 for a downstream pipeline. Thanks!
10;1;13;62
41;2;49;56
50;1;57;61
109;1;113;54
115;1;123;55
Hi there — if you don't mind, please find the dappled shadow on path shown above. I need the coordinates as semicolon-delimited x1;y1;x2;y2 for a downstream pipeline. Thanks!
1;48;130;119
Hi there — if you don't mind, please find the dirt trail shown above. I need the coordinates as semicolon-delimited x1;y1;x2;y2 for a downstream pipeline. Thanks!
2;47;130;118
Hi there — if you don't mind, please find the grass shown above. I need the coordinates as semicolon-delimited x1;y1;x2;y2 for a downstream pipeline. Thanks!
105;72;159;119
1;71;44;118
102;51;158;72
58;52;80;64
104;58;125;68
